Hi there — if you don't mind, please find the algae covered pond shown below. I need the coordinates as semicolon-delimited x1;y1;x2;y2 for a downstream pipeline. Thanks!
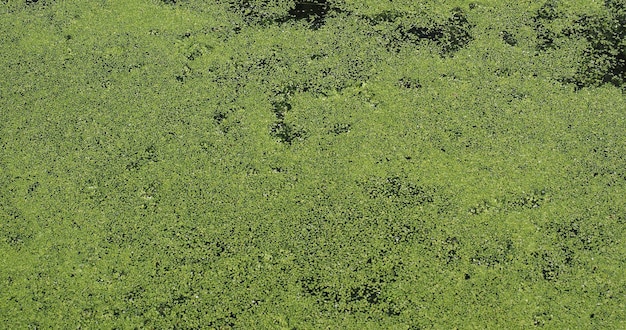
1;0;625;328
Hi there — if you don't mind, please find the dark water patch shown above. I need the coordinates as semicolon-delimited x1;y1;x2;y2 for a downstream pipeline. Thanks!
379;7;473;56
286;0;331;30
270;121;306;144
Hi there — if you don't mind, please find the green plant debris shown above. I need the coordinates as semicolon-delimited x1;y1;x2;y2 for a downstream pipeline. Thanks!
1;0;625;328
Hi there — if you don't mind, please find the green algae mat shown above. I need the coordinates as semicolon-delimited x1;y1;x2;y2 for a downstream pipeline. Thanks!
1;0;625;328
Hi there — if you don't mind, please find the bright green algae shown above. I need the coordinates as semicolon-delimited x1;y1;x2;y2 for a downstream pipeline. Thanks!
1;0;625;328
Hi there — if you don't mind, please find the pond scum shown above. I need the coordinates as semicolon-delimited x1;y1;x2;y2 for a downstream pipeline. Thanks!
1;0;625;328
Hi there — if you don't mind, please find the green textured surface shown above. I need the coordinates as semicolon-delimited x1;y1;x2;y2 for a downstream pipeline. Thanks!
1;0;625;328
